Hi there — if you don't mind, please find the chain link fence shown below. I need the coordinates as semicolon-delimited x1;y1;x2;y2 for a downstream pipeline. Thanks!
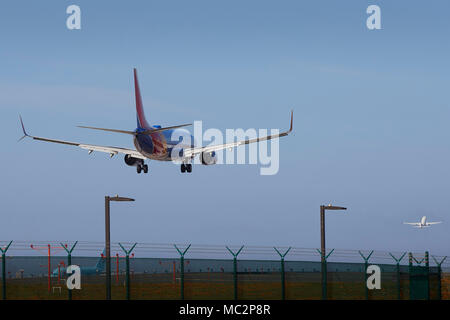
0;241;448;300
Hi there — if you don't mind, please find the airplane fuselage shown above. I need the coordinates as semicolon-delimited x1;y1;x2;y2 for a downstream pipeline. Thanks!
417;216;428;227
133;128;195;161
51;266;102;277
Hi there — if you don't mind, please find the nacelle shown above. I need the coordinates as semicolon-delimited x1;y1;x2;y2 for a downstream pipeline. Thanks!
200;151;217;165
124;154;142;167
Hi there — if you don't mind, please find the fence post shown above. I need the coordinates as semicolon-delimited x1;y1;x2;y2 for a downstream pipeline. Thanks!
431;255;447;300
408;252;413;297
226;246;244;300
174;244;191;300
409;252;427;300
358;250;374;300
119;243;137;300
61;241;78;300
274;247;291;300
0;241;12;300
389;252;406;300
316;248;334;300
425;251;430;300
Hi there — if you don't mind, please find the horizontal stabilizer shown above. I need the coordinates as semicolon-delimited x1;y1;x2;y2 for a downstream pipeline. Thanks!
142;123;192;135
78;123;192;135
77;126;136;135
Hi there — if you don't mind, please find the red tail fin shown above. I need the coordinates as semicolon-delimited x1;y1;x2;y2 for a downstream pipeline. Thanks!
134;68;150;128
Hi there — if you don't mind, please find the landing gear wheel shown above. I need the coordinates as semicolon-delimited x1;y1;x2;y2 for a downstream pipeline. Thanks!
137;165;142;174
186;164;192;173
181;164;186;173
143;164;148;173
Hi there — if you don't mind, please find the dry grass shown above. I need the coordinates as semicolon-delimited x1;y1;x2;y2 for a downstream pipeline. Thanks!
3;273;448;300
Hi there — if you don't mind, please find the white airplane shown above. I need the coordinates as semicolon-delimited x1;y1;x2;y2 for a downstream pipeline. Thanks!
404;216;442;228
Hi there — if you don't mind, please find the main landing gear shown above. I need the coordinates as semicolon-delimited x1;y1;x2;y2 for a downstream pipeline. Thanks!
181;163;192;173
137;163;148;174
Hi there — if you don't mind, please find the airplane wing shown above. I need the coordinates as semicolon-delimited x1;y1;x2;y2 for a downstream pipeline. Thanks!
18;116;146;160
427;221;442;225
403;222;420;226
183;111;293;158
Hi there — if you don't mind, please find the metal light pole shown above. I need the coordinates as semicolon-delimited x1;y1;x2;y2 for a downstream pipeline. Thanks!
105;195;134;300
320;204;346;300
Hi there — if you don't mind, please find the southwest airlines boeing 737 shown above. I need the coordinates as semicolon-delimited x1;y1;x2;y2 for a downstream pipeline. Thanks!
19;68;292;174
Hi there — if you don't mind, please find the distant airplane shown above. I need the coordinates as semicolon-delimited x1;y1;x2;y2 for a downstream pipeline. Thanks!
19;68;293;174
51;249;105;277
404;216;442;228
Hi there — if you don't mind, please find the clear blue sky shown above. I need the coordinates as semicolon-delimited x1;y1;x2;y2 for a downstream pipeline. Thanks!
1;1;449;255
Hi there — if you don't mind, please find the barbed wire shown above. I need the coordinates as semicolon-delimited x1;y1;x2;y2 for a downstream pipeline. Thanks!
1;240;448;267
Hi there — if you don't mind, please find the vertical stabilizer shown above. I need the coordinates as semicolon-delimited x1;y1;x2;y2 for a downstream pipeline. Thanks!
134;68;150;129
96;248;106;271
421;216;427;225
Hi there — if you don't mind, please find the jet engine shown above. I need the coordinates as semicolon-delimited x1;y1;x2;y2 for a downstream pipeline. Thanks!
200;151;217;165
124;154;142;167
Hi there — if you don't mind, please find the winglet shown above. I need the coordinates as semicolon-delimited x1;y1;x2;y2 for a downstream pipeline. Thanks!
289;110;293;133
277;110;293;138
18;115;30;142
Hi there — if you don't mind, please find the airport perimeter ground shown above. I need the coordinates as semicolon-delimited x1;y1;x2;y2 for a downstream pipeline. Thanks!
4;272;449;300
